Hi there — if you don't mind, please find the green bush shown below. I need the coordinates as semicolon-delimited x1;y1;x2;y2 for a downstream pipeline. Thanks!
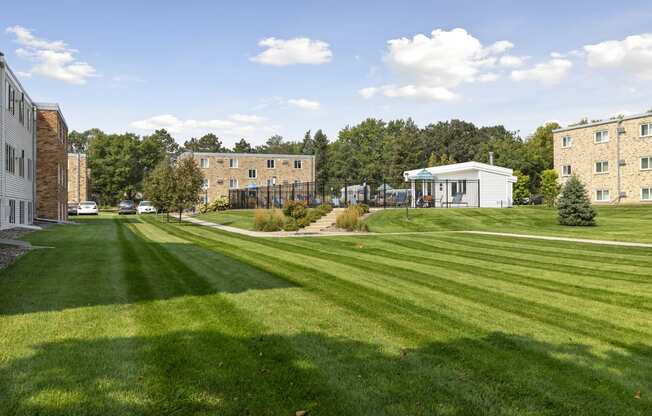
317;203;333;214
199;196;230;214
253;209;285;231
335;206;368;231
283;200;308;219
558;175;596;226
283;218;299;231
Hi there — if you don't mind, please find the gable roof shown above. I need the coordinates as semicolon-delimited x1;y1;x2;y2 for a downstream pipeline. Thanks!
404;161;514;180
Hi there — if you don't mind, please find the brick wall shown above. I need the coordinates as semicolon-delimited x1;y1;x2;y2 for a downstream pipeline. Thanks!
553;114;652;204
36;108;68;220
68;153;90;203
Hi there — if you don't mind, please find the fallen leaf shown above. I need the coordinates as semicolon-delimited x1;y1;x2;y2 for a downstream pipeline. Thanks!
634;389;641;399
296;411;308;416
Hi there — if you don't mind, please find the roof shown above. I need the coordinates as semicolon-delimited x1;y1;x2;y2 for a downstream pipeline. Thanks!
404;161;514;180
36;102;69;130
0;54;36;105
407;169;435;180
553;111;652;133
182;151;315;159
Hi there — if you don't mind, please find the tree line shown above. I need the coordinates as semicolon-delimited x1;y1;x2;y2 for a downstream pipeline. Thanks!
69;118;560;205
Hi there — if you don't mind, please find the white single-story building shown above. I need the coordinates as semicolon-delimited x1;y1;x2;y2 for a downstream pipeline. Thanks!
403;161;517;208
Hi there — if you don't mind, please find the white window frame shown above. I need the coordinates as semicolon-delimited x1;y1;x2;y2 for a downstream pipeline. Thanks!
562;165;572;177
266;159;275;169
594;161;609;174
229;178;238;189
641;187;652;201
594;130;609;144
641;123;652;138
229;158;239;168
294;159;302;169
202;178;209;189
248;169;257;179
200;158;209;169
561;136;572;148
595;189;610;202
641;157;652;171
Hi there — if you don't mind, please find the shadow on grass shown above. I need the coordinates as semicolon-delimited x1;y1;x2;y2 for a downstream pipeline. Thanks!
0;216;294;316
0;331;649;415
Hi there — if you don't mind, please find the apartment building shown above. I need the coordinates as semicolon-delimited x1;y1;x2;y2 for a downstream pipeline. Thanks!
36;103;68;221
68;153;90;203
0;53;36;229
184;152;316;203
553;112;652;204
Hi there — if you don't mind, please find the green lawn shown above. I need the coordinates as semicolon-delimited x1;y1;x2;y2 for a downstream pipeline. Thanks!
194;209;255;230
0;213;651;415
366;205;652;243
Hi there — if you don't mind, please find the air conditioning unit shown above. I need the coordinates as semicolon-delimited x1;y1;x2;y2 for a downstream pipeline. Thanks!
619;191;627;198
217;179;224;185
217;159;224;164
619;160;626;166
617;127;626;134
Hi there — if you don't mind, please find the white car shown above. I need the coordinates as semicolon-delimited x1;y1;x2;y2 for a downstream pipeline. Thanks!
137;201;157;214
77;201;99;215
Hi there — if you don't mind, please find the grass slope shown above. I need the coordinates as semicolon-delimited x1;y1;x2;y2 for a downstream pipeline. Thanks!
365;205;652;243
194;209;255;230
0;214;650;415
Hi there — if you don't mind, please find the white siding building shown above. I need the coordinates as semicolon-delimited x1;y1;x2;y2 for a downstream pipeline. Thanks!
403;161;517;208
1;53;37;229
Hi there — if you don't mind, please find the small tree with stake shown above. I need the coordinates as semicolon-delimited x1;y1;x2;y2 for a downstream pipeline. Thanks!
173;157;204;222
558;175;596;226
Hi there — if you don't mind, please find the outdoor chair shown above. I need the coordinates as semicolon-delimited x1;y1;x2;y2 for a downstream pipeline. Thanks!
446;193;468;207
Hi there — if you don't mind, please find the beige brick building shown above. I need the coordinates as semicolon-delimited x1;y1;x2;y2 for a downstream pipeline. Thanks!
68;153;91;203
553;112;652;204
35;103;68;221
184;152;316;203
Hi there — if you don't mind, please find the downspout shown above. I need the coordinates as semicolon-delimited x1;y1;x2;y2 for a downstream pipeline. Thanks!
616;118;624;204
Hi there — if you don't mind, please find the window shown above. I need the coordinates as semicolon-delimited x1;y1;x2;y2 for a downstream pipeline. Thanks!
594;161;609;174
595;189;610;202
200;158;209;169
266;159;275;169
4;144;15;174
229;158;238;168
229;178;238;189
562;165;572;176
451;180;467;196
642;157;652;171
294;160;302;169
594;130;609;143
5;81;16;115
248;169;257;179
642;188;652;201
267;177;277;186
202;178;209;189
641;124;652;138
27;158;33;180
8;200;15;224
27;202;32;224
19;150;24;177
18;93;24;124
561;136;572;148
19;201;25;224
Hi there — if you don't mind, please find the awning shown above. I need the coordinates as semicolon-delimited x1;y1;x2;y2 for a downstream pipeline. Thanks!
407;169;435;181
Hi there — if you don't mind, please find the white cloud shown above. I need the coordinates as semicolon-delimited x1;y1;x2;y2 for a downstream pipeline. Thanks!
251;37;332;66
584;33;652;79
111;75;145;83
6;25;97;85
129;115;236;133
359;85;457;101
229;113;266;124
287;98;321;110
15;71;32;78
362;28;514;101
510;58;572;85
498;55;525;68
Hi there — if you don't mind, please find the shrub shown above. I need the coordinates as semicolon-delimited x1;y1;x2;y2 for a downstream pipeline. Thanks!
211;196;230;211
283;218;299;231
316;203;333;215
283;200;308;219
253;209;285;231
335;206;368;231
558;175;596;226
513;170;531;205
540;169;561;207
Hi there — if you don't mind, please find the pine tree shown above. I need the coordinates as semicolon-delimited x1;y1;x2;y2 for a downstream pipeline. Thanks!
558;175;596;226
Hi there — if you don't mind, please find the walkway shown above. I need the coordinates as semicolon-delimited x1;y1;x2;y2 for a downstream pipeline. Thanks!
459;231;652;248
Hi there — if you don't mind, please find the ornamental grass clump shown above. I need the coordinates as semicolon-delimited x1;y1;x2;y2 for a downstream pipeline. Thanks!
253;209;286;231
336;206;369;232
558;175;596;226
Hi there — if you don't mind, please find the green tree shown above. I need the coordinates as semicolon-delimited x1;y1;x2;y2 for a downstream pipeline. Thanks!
427;152;456;167
312;129;329;185
140;129;179;175
88;132;142;204
526;122;560;191
539;169;561;207
183;133;225;153
512;171;531;205
557;175;596;226
233;138;253;153
143;159;176;221
173;157;204;222
68;128;103;153
383;119;422;181
301;130;314;155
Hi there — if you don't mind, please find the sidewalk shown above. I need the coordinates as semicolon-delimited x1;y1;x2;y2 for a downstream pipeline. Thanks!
459;231;652;248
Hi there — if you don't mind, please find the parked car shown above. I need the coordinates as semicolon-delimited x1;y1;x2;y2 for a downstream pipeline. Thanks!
67;203;78;216
137;200;157;214
118;200;137;215
77;201;99;215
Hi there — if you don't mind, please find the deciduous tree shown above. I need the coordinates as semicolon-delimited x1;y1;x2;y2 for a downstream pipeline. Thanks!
539;169;560;207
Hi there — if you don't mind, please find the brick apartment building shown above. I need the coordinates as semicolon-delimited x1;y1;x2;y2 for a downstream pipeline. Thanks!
68;152;90;203
553;112;652;204
183;152;316;203
1;52;36;229
36;103;68;221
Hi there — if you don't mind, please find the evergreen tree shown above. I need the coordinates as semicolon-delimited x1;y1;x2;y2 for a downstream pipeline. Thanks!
540;169;561;207
558;175;596;226
233;138;253;153
313;129;329;185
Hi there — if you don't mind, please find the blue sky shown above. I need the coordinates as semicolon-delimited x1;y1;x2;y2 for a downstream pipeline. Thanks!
2;0;652;146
